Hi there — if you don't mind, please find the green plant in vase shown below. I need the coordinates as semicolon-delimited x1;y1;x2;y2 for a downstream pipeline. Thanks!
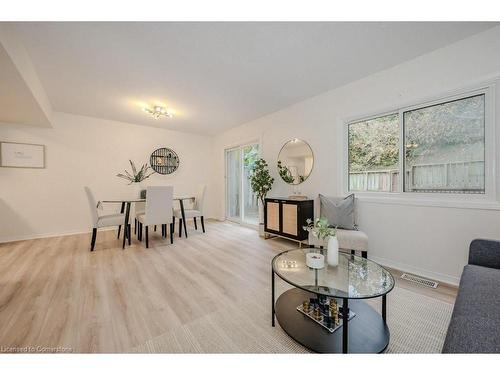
116;160;155;184
303;218;336;241
304;218;339;266
249;158;274;236
117;160;155;198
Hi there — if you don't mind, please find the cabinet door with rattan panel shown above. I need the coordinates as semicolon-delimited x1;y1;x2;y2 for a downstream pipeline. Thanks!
282;203;298;236
266;202;280;231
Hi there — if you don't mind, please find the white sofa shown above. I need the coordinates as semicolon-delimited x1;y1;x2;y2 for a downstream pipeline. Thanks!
308;195;368;258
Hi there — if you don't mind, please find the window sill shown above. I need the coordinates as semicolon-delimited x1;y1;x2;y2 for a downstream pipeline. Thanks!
349;193;500;211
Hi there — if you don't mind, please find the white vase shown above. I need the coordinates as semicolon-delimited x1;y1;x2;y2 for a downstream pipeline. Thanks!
132;182;144;198
327;236;339;266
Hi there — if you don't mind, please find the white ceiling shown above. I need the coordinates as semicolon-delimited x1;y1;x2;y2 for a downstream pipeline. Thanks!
14;22;497;135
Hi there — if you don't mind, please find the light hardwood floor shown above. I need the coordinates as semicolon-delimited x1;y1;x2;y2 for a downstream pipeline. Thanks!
0;220;457;353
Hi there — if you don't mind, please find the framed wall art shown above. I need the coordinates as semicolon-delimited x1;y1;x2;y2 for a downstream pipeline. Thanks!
0;142;45;169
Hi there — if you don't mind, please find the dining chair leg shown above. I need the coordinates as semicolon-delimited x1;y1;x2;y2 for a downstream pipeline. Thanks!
145;226;149;248
117;225;121;239
162;224;166;238
179;218;183;238
154;225;157;232
134;218;137;235
201;216;205;233
128;224;131;246
170;223;174;244
172;217;176;235
138;222;142;241
90;228;97;251
194;217;198;230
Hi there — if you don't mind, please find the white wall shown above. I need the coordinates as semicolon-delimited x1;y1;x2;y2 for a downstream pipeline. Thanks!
0;23;53;125
213;26;500;285
0;112;215;242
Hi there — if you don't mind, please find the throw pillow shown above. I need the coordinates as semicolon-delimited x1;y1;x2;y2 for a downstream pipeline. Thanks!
319;194;356;230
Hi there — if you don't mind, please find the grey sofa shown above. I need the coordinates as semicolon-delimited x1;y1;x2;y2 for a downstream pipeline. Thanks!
442;239;500;353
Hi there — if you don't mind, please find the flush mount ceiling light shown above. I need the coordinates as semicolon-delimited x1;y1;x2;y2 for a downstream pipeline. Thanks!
142;105;173;119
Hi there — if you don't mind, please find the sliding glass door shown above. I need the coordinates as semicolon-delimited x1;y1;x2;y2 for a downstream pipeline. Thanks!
225;143;259;225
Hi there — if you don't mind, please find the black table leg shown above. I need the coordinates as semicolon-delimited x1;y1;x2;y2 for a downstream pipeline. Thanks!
180;199;188;238
382;294;387;323
122;202;131;249
117;201;125;238
343;298;349;353
272;268;275;327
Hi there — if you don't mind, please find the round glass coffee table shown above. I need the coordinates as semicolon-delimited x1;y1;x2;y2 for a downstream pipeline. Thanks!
271;248;394;353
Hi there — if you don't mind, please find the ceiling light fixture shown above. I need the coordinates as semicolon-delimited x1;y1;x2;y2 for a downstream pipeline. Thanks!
142;105;173;119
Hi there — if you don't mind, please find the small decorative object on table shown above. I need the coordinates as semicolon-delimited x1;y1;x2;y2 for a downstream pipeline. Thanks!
306;252;325;269
296;295;355;333
303;218;338;266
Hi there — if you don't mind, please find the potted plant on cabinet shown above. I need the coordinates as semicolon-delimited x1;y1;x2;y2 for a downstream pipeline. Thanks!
249;158;274;237
117;160;155;197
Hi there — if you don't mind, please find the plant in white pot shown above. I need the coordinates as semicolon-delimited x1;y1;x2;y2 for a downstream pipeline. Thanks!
249;158;274;237
116;160;155;198
304;218;338;266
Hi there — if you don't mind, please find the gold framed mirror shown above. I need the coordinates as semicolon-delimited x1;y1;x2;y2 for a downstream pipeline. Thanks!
277;139;314;185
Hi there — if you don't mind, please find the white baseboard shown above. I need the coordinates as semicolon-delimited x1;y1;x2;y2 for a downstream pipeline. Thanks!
369;254;461;286
0;227;116;244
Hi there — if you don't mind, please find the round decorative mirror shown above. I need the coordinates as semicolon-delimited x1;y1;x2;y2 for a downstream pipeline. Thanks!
277;139;314;185
150;147;180;175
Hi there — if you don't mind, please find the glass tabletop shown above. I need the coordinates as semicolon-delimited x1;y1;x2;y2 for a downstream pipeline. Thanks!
100;196;195;203
272;248;394;299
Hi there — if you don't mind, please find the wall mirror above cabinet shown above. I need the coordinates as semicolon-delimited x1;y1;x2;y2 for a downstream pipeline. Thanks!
277;139;314;185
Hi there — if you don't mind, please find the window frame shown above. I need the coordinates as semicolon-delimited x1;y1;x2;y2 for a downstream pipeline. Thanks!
343;84;496;208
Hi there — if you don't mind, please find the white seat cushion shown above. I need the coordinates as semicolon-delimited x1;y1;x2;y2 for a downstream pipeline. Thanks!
173;209;202;219
134;202;145;216
97;213;125;228
308;229;368;252
136;213;172;226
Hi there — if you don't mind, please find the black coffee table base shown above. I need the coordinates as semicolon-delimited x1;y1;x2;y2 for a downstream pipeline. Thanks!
275;288;390;353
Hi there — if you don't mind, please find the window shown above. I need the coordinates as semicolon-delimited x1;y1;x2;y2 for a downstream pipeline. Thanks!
404;95;485;193
348;114;400;192
347;91;487;195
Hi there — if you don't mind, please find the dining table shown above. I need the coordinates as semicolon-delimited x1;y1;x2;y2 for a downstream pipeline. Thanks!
100;196;195;248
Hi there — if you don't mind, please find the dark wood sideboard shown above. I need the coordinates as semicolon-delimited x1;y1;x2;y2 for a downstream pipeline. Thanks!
264;197;314;242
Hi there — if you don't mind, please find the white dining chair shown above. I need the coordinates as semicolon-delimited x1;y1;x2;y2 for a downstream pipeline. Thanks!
134;198;146;236
136;186;174;248
84;186;127;252
174;184;206;237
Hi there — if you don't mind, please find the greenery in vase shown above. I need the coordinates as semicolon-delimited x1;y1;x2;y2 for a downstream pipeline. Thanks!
277;160;295;184
116;160;155;184
249;158;274;206
303;218;336;241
